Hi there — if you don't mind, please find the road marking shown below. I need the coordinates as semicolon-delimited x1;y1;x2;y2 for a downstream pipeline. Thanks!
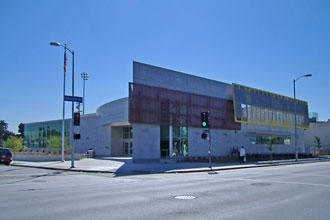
175;195;196;200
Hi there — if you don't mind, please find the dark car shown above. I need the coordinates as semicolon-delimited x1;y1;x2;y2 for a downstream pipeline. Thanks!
0;147;12;165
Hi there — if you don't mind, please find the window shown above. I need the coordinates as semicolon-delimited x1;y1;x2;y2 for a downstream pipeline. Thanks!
160;125;188;158
160;125;169;158
249;136;256;144
233;84;309;128
172;126;188;157
249;135;291;145
123;127;132;139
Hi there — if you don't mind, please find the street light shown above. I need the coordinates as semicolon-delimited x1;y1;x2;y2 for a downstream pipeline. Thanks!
80;72;89;115
294;73;312;162
50;42;61;46
50;42;75;166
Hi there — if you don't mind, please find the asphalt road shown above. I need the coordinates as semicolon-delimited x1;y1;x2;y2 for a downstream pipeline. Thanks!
1;161;330;220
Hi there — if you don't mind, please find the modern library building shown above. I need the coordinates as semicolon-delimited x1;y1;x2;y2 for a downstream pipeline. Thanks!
24;62;310;162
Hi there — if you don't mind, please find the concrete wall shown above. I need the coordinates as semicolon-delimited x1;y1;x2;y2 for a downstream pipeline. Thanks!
304;120;330;154
188;128;238;157
132;124;160;162
72;114;111;156
72;98;130;157
111;127;124;156
13;153;81;162
133;61;233;100
240;123;305;155
187;126;304;157
96;97;129;126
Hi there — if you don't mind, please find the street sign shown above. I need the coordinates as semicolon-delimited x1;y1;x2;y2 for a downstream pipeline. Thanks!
65;95;83;103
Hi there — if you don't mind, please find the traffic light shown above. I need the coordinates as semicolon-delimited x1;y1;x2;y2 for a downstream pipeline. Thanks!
74;112;80;126
201;133;207;139
201;112;209;128
74;133;81;140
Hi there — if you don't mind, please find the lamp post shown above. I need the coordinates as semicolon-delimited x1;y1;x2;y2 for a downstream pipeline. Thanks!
50;42;75;164
294;73;312;162
80;72;89;115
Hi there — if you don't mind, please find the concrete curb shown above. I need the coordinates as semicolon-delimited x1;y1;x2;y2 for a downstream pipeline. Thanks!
166;159;330;173
10;158;330;175
10;163;115;174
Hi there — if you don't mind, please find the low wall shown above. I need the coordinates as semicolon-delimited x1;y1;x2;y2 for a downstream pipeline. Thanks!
13;153;81;162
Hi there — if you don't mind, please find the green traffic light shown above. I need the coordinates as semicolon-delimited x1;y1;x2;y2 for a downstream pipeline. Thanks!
202;122;207;127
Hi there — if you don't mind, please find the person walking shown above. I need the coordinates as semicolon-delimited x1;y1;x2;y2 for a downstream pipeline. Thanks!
239;146;246;164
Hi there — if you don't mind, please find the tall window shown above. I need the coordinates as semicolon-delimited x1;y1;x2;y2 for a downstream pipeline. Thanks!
172;126;188;157
160;125;169;158
123;127;132;139
160;125;188;158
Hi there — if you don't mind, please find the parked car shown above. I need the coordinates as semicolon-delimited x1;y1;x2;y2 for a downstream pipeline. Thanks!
0;147;12;165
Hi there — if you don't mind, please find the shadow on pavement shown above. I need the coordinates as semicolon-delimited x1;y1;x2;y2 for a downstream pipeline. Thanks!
111;158;238;177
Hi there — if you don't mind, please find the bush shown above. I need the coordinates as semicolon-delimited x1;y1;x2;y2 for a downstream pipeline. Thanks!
2;136;23;152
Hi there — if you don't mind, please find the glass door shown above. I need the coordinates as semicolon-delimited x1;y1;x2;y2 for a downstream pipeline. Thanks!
123;141;133;156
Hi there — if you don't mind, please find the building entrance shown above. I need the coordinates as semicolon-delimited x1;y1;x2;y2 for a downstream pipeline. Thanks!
123;141;133;156
160;125;188;159
122;126;133;156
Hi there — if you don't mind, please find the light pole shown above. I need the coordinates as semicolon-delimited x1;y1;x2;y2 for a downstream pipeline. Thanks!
81;72;89;115
50;42;75;164
294;73;312;162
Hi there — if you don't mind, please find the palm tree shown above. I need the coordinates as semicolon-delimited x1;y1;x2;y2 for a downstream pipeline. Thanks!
315;136;322;159
266;137;277;161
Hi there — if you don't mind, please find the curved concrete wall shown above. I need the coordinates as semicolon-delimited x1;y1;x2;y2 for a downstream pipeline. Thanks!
96;97;129;126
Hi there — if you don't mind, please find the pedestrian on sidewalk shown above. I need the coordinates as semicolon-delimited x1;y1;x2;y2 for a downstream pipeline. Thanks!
239;146;246;164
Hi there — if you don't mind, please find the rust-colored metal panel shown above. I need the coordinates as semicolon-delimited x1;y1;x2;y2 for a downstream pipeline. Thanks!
129;83;241;130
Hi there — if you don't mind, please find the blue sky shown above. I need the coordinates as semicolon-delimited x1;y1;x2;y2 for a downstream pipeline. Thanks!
1;0;330;133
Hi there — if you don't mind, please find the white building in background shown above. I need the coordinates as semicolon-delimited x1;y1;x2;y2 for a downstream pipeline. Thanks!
25;62;310;162
304;119;330;154
309;112;319;122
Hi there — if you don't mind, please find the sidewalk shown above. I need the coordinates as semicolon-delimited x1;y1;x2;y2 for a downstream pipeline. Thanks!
10;157;330;176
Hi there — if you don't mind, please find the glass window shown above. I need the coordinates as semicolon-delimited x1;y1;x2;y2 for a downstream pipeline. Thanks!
24;120;70;148
160;125;169;138
123;127;132;139
232;84;309;128
160;126;169;158
172;126;180;138
249;135;291;145
249;136;256;144
284;138;291;145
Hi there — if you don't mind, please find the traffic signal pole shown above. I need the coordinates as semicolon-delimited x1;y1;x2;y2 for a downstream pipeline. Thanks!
71;50;75;169
201;111;212;170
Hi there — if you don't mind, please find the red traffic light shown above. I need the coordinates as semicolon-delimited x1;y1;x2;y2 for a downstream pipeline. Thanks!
74;112;80;126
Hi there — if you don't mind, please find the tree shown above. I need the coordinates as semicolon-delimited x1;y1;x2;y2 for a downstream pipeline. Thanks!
0;120;15;145
0;120;8;143
266;137;277;161
47;136;70;152
2;136;23;152
314;136;322;159
18;123;24;138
